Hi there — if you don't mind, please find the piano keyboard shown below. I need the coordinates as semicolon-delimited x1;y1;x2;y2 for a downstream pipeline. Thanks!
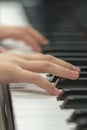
0;0;87;130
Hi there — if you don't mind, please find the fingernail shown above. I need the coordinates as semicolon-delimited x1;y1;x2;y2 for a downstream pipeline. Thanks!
71;71;80;80
53;87;60;96
72;66;80;72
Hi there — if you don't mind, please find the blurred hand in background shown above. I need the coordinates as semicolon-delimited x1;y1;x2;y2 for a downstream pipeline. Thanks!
0;25;49;52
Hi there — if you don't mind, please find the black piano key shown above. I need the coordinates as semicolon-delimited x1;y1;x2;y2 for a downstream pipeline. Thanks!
56;78;87;89
49;35;85;42
57;88;87;100
43;46;87;54
80;71;87;77
53;79;60;87
60;95;87;109
44;52;87;58
46;74;53;77
46;74;53;81
43;43;87;52
81;66;87;72
75;118;87;130
68;109;87;123
49;75;58;82
56;57;87;66
54;78;65;87
24;2;87;130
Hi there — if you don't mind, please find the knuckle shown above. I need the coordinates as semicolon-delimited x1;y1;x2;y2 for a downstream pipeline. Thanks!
43;61;52;68
68;63;73;69
45;54;53;62
11;58;20;64
31;74;42;83
63;69;72;78
12;58;17;63
8;65;18;77
20;28;27;37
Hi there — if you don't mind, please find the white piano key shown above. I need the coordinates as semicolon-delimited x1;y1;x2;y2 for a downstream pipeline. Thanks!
11;83;75;130
12;97;75;130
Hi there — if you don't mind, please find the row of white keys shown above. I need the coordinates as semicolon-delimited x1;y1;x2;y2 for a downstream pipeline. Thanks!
11;84;75;130
0;1;76;130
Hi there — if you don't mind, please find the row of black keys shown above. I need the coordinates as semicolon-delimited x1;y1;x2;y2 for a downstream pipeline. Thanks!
47;74;87;130
23;4;87;130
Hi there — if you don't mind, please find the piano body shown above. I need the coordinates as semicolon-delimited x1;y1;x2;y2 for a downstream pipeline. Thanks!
0;0;87;130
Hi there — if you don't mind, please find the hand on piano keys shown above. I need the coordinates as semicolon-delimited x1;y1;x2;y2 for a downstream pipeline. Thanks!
0;52;80;96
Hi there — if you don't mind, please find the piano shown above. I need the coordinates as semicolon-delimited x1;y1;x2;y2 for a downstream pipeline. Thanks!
0;0;87;130
0;84;15;130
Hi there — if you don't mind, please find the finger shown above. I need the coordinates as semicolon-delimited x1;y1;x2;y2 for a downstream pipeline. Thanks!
4;26;42;52
27;26;49;44
16;60;80;80
12;53;80;72
22;35;42;52
15;69;60;96
44;55;80;72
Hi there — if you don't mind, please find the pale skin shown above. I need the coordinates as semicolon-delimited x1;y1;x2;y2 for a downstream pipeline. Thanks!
0;25;80;96
0;25;49;52
0;53;80;96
